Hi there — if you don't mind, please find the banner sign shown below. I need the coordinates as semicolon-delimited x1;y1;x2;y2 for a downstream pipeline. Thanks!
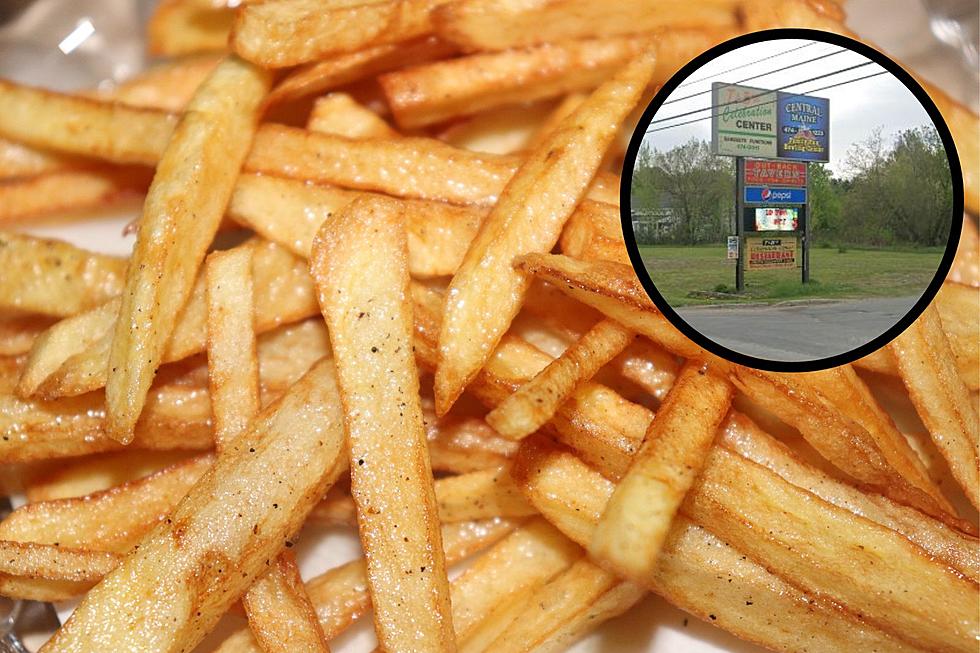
744;207;800;232
777;93;830;162
727;235;739;260
744;186;807;204
712;83;829;162
744;159;806;186
746;237;797;270
711;83;777;158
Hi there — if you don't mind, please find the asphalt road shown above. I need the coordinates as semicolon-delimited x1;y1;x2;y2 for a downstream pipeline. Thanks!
676;295;922;362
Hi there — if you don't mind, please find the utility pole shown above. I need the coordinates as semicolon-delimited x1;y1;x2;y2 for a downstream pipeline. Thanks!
735;156;745;292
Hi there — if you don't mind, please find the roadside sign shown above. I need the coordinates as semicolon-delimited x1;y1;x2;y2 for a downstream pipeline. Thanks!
744;159;806;186
744;186;807;204
746;237;798;270
777;93;829;162
711;83;777;158
727;236;739;260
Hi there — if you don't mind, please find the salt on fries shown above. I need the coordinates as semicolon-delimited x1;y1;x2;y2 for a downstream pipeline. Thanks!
0;1;975;653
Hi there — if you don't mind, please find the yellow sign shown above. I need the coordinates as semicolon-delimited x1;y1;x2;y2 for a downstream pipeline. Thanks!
746;237;797;270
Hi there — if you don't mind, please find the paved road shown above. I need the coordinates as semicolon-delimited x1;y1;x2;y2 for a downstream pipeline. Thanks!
676;295;921;362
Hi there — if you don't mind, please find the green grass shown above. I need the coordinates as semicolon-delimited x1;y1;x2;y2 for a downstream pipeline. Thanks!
640;244;945;307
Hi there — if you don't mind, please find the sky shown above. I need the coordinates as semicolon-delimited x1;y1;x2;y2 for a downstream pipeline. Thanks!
642;38;937;177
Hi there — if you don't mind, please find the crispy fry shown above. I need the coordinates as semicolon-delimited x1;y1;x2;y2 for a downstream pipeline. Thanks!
206;246;260;451
484;558;645;653
244;125;621;207
312;196;454;652
0;81;177;165
425;407;519;473
242;553;330;653
434;467;535;523
0;313;56;356
29;239;318;399
486;319;634;439
557;198;629;265
265;37;456;107
0;138;76;179
433;0;738;50
934;282;980;390
439;103;555;155
514;438;932;653
90;54;223;111
307;93;397;139
0;167;150;222
148;0;235;56
233;0;447;67
40;360;347;653
0;232;126;317
589;363;732;578
380;36;651;128
0;541;120;600
435;54;654;415
105;56;271;443
890;304;980;510
949;215;979;287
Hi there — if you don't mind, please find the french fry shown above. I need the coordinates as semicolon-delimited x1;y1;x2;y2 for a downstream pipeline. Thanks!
40;359;347;653
241;552;330;653
557;198;629;265
105;56;271;443
934;282;980;390
307;93;397;139
425;408;519;473
514;438;931;653
435;53;655;415
0;81;177;166
232;0;447;67
29;239;318;399
0;541;120;600
264;37;457;107
890;304;980;510
227;173;484;277
590;363;732;578
0;232;126;318
486;319;635;440
607;338;679;401
90;54;223;111
949;215;979;287
0;313;56;356
379;36;651;128
148;0;235;57
24;449;194;502
206;247;260;451
433;0;738;51
434;467;535;522
483;558;645;653
312;196;455;652
0;167;151;223
439;103;555;155
244;125;621;207
0;138;76;179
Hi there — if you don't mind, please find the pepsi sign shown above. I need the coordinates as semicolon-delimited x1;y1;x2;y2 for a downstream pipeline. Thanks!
744;186;806;204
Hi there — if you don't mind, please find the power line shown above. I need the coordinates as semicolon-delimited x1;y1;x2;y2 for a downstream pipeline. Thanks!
676;42;818;88
662;46;849;105
643;69;889;135
646;60;876;129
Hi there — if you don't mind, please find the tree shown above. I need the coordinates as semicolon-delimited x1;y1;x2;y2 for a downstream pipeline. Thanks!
807;162;842;242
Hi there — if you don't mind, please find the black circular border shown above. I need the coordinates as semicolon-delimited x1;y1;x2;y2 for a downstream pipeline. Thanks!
620;28;965;373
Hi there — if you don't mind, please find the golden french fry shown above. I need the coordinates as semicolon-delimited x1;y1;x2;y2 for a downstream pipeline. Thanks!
379;36;651;129
483;558;645;653
0;313;56;356
949;215;979;287
0;137;76;179
0;541;120;600
557;198;629;265
439;103;555;155
105;56;271;443
232;0;446;67
514;438;930;653
890;304;980;510
40;360;347;653
307;93;397;139
265;37;457;107
148;0;235;56
89;54;223;111
206;246;260;451
589;363;732;578
424;407;519;474
934;282;980;390
435;53;655;415
241;552;330;653
0;232;125;318
434;467;535;523
312;196;455;652
486;319;635;440
433;0;738;50
0;167;150;222
0;81;177;165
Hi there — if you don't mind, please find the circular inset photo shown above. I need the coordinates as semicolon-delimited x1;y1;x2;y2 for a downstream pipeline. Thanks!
622;29;963;371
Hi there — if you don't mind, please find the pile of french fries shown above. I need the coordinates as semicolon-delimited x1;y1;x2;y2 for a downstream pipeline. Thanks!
0;1;977;652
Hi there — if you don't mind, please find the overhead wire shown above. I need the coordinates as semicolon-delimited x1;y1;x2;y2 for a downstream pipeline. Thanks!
675;41;818;88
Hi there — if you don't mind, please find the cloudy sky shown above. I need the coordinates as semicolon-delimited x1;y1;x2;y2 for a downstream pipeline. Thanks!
642;38;938;177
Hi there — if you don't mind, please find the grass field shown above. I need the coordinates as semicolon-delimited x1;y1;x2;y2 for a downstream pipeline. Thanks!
640;244;946;307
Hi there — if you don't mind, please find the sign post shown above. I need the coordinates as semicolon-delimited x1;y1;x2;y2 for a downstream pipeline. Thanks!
712;83;828;293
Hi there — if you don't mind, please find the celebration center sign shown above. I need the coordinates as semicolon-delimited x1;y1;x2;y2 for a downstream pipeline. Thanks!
746;237;798;270
712;83;829;162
